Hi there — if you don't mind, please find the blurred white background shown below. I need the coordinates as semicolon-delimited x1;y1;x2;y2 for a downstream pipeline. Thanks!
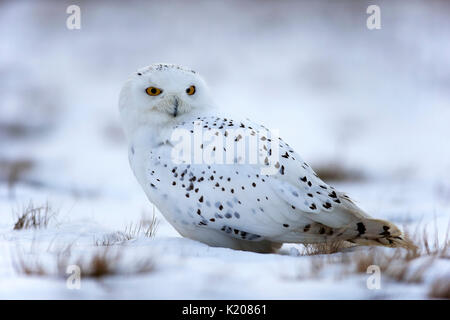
2;0;450;192
0;0;449;299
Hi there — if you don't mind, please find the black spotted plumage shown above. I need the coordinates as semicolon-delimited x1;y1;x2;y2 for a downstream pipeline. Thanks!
123;65;414;253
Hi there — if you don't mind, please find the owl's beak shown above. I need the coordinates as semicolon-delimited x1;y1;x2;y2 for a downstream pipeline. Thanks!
173;96;179;117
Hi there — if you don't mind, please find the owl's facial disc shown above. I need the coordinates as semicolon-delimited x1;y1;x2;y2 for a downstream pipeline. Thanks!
119;64;215;134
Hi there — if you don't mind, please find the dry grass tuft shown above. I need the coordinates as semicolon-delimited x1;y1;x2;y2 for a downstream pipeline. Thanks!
13;201;56;230
85;250;122;278
94;231;130;246
64;247;155;278
296;220;449;286
58;248;121;278
124;209;160;239
413;222;449;259
94;209;159;246
300;241;352;256
428;276;450;299
140;207;160;238
12;250;47;276
349;248;435;283
13;245;155;279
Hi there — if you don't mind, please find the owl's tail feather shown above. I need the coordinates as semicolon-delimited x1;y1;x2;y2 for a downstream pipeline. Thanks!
335;218;417;250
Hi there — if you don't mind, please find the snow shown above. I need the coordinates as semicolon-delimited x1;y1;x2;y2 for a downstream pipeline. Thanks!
1;0;449;299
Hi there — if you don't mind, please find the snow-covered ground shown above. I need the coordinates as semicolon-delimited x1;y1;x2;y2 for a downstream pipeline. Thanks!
0;0;449;299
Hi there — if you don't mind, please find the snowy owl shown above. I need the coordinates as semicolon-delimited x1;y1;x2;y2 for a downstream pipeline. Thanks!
118;63;413;253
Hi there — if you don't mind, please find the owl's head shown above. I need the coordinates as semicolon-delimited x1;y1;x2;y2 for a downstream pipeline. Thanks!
119;63;214;136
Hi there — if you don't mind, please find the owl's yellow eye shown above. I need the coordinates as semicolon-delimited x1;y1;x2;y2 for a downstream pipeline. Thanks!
186;85;196;95
146;87;163;96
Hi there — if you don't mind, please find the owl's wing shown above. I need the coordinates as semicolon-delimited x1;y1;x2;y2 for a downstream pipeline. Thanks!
221;118;411;247
164;116;412;248
237;119;369;225
267;140;369;227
